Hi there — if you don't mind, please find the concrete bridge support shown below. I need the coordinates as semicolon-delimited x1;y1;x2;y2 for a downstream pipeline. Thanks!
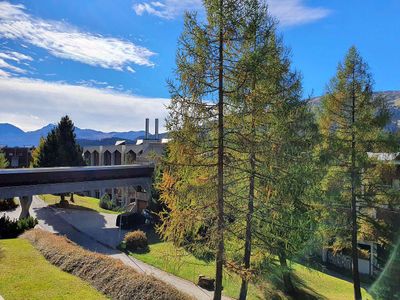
19;195;33;219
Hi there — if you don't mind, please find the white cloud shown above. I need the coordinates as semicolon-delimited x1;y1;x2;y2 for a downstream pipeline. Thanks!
0;51;32;62
126;66;136;73
268;0;330;26
132;0;330;26
0;50;32;76
0;58;26;74
0;77;169;132
133;0;202;19
0;2;155;72
0;69;10;77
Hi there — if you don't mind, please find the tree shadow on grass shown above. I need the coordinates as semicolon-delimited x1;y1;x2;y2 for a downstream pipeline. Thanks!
47;202;99;213
291;273;327;300
260;262;326;300
135;225;162;245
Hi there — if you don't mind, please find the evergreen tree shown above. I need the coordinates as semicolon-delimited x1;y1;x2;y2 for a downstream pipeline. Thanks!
32;116;84;168
31;116;85;203
318;46;390;300
56;116;85;167
31;129;59;167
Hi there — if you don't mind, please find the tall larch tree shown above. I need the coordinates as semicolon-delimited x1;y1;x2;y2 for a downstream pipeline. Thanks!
318;46;390;300
158;1;251;298
222;1;320;296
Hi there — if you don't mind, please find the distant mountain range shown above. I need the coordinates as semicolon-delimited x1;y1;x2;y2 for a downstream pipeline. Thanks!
0;123;166;147
1;91;398;147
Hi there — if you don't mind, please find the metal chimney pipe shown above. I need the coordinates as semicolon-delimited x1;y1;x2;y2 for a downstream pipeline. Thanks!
145;118;149;140
155;118;159;140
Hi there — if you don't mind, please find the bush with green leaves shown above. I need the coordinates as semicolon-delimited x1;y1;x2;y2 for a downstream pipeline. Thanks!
99;194;112;210
0;215;38;239
98;194;122;212
124;230;148;252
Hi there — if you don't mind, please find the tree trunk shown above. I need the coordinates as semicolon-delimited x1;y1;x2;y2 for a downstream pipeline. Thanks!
214;1;225;299
351;69;362;300
278;250;295;296
70;193;75;203
59;193;69;207
239;110;256;300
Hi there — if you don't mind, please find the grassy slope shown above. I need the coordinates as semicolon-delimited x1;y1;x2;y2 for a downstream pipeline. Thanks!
131;242;262;299
292;263;372;300
0;239;107;300
40;194;119;214
131;241;372;300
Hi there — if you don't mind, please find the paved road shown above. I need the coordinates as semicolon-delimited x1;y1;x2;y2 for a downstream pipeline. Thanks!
1;197;230;300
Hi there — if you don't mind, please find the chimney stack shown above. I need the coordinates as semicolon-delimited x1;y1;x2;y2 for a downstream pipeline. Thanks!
155;118;159;140
145;118;149;140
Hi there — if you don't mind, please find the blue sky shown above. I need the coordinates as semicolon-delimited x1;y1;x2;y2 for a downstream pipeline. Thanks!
0;0;399;131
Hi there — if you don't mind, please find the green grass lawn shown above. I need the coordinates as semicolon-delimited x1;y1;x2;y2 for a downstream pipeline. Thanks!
130;241;263;299
131;241;372;300
40;194;120;214
0;239;108;300
292;262;372;300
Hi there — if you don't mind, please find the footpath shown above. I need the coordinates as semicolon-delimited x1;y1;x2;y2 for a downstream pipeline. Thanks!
2;196;231;300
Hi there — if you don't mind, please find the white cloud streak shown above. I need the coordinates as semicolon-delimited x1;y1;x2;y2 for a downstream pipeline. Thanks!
132;0;330;26
0;77;169;132
269;0;330;26
0;50;32;76
134;0;203;19
0;2;155;72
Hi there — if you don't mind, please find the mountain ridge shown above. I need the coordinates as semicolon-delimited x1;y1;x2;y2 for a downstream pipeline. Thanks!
0;123;159;147
1;91;398;147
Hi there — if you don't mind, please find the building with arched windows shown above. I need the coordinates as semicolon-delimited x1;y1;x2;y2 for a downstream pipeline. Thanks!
82;118;168;212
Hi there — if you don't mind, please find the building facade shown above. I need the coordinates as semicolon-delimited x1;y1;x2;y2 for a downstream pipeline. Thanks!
0;146;34;168
322;152;400;276
82;119;167;212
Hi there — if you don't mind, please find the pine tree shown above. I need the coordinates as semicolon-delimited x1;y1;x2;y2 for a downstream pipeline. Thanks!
318;46;390;300
56;116;85;167
31;116;85;203
31;129;59;167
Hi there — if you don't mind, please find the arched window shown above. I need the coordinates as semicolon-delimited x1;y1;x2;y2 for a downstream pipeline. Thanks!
83;151;91;165
114;150;121;165
103;150;111;165
125;150;136;164
93;151;99;166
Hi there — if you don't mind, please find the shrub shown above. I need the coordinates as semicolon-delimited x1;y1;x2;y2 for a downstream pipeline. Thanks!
0;215;38;239
124;230;148;252
22;229;190;300
99;194;122;212
99;194;112;210
0;198;19;211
